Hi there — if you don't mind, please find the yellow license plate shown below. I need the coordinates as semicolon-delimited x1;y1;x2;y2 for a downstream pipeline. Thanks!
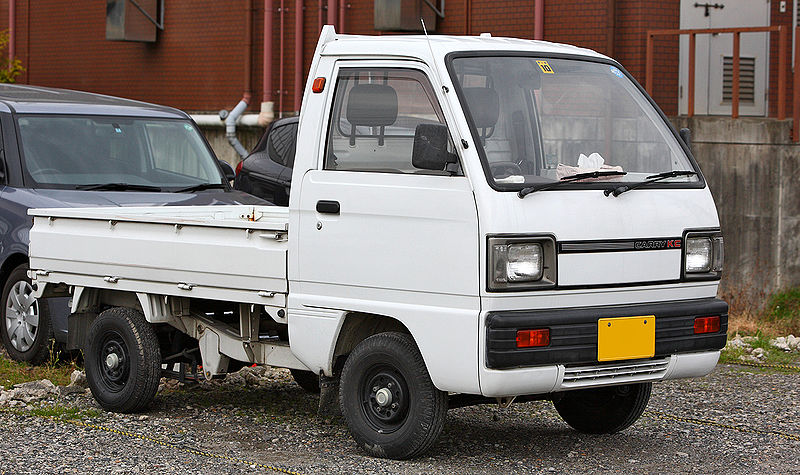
597;315;655;362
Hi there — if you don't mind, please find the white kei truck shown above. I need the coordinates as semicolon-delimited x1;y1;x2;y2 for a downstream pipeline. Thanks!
27;27;727;459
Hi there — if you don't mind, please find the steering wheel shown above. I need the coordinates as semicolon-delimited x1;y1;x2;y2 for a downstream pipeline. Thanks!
489;161;523;178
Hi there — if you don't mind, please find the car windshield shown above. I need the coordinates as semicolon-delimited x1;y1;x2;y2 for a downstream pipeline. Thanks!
449;56;699;190
16;115;225;190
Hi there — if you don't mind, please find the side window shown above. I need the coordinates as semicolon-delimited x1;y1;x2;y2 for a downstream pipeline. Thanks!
325;68;455;174
268;121;298;168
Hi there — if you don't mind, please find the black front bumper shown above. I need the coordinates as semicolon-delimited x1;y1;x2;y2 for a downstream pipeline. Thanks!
486;298;728;369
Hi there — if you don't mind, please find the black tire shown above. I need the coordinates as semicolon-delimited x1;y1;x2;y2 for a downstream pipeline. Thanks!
339;332;448;460
290;369;320;393
0;264;52;364
85;307;161;413
553;382;652;434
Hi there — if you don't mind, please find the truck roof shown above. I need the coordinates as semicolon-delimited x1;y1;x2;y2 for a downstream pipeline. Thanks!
321;33;609;62
0;83;188;118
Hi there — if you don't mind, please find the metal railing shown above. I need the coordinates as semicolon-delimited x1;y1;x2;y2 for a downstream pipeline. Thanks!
645;26;800;141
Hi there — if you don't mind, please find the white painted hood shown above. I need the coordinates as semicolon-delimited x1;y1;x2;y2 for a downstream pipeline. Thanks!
476;186;721;290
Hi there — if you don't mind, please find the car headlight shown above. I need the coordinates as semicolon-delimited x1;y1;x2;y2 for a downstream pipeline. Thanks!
495;242;543;282
685;237;712;272
488;236;556;291
684;231;723;278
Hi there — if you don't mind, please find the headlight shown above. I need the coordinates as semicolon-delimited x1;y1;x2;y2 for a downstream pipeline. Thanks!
685;237;712;272
684;231;723;278
488;236;556;291
494;242;543;282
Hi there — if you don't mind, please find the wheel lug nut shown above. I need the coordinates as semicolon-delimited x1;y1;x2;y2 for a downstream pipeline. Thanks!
391;403;397;408
387;382;393;388
372;386;379;392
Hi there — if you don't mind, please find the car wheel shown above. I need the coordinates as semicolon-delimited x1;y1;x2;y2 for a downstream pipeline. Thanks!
290;369;320;393
85;307;161;413
0;264;52;364
553;382;652;434
339;332;448;459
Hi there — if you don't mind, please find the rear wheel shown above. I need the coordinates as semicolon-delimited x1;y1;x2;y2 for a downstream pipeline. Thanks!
85;307;161;413
553;383;652;433
340;332;447;459
290;369;320;393
0;264;52;364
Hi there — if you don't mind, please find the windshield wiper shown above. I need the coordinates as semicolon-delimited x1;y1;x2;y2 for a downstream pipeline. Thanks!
518;170;627;199
604;170;697;197
173;183;228;193
75;183;162;192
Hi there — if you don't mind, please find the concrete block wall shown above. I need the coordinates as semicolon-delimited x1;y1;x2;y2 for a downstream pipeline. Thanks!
672;116;800;308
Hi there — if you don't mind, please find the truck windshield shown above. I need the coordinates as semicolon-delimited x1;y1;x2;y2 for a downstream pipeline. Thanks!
16;115;226;190
449;56;699;191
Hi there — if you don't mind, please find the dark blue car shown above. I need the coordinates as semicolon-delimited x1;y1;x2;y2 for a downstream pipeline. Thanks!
0;84;267;364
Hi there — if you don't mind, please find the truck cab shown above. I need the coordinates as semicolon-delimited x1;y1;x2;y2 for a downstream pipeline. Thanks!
29;28;727;460
287;29;725;396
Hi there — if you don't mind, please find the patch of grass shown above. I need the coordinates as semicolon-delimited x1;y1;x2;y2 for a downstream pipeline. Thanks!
28;405;101;420
763;288;800;334
0;351;81;389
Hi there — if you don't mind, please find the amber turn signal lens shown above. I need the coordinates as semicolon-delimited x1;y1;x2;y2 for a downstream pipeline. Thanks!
312;77;326;93
693;316;720;334
516;329;550;348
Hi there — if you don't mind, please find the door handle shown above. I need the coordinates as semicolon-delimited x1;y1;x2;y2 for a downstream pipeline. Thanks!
316;200;340;215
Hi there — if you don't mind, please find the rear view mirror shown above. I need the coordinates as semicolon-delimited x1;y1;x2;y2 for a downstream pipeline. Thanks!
218;159;236;181
412;123;451;171
679;128;692;153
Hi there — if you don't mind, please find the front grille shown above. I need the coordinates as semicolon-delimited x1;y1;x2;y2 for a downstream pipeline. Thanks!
560;358;670;389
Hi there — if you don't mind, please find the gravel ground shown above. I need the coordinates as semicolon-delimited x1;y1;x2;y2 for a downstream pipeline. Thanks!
0;364;798;474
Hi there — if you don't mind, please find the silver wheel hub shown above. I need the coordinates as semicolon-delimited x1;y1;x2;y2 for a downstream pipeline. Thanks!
4;280;39;353
375;387;393;407
105;353;120;370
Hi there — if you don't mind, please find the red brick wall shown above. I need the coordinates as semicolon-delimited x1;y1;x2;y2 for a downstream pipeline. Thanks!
614;1;680;116
0;0;686;116
543;0;608;54
0;0;265;113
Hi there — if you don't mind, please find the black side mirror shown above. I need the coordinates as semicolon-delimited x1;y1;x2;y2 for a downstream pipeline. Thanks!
679;128;692;153
412;123;452;171
219;159;236;181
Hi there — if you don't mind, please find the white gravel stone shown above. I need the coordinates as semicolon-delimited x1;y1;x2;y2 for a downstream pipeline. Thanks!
68;370;88;389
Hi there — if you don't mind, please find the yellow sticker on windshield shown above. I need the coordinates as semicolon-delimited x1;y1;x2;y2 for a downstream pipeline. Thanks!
537;60;554;74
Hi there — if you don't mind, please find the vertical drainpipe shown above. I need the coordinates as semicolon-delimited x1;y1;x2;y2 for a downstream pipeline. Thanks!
8;0;15;67
338;0;345;33
226;0;255;160
294;0;303;111
317;0;323;31
465;0;471;35
259;0;275;126
244;0;253;101
279;0;285;117
327;0;337;27
534;0;543;40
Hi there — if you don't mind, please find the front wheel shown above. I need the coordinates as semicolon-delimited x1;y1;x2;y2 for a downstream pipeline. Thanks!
0;264;52;364
553;382;652;434
339;332;447;460
85;307;161;413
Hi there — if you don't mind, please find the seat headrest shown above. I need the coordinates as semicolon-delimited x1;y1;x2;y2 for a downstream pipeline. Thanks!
462;87;500;129
346;84;398;127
